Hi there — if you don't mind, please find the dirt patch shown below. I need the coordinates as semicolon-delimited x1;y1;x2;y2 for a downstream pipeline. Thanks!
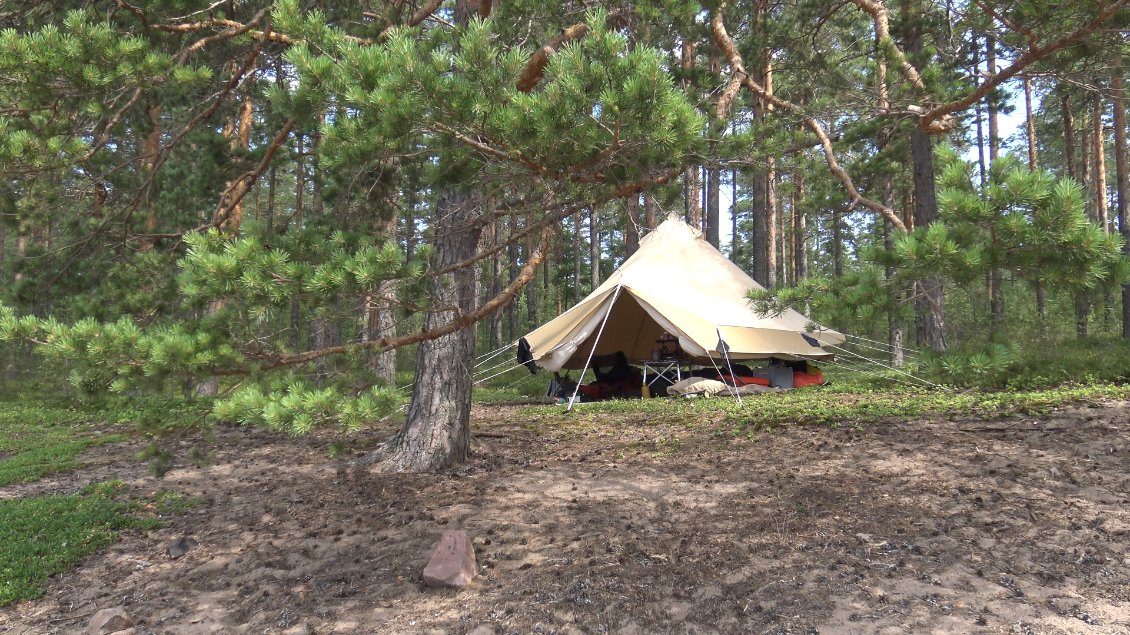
2;400;1129;634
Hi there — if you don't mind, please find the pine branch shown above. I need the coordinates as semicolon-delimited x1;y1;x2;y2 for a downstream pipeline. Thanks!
220;227;555;375
515;11;629;93
850;0;928;94
174;6;271;63
517;22;590;93
378;0;445;41
711;2;907;232
918;0;1130;132
434;167;681;276
212;118;298;232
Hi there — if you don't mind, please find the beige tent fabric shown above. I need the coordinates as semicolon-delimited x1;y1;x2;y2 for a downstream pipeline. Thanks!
522;214;846;371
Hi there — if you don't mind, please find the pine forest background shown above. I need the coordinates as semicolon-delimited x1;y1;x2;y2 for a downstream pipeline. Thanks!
2;0;1130;467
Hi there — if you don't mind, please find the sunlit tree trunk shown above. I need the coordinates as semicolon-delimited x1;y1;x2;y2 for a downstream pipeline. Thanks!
793;166;807;281
681;40;701;228
986;36;999;163
589;208;600;288
644;191;658;230
572;212;582;303
706;165;720;248
972;41;987;188
766;153;778;287
506;213;519;339
832;206;843;278
1024;75;1038;172
624;193;641;257
488;218;503;351
984;37;1003;337
731;170;740;262
141;104;162;247
369;208;399;384
525;216;539;328
1094;96;1109;233
1063;92;1078;179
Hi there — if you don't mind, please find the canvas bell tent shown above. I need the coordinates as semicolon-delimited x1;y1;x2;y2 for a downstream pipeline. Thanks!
518;214;845;373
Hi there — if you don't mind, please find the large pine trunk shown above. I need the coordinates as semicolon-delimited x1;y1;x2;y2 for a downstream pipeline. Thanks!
901;5;947;353
911;126;948;352
377;190;483;472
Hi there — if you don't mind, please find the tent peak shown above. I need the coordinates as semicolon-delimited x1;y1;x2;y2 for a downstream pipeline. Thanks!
640;213;702;247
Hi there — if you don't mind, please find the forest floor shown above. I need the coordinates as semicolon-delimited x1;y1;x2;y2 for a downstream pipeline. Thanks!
1;398;1129;635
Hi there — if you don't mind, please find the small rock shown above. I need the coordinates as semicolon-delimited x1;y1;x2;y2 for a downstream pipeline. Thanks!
422;530;476;588
167;536;197;559
87;607;134;634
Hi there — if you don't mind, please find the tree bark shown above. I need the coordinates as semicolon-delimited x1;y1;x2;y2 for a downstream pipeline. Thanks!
142;104;162;246
1082;114;1093;218
644;191;658;230
793;166;807;280
882;193;904;368
369;209;399;385
681;40;701;228
766;155;778;288
751;167;768;284
973;41;987;188
573;212;582;303
489;218;503;351
506;213;519;340
379;191;483;471
589;208;601;289
832;206;843;279
525;217;539;329
624;194;641;257
902;5;947;353
1094;96;1109;232
1077;108;1094;337
1112;62;1130;339
911;126;947;352
369;0;494;472
986;36;999;163
731;170;740;262
1063;92;1077;179
706;165;720;248
780;179;790;288
1024;75;1039;172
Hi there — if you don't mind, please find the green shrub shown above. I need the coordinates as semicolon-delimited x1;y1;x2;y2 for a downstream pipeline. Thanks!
0;486;135;606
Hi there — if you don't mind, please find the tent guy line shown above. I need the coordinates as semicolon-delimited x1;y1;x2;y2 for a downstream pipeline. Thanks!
566;285;624;411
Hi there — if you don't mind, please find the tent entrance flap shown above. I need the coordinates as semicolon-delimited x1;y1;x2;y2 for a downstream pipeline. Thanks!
555;290;688;369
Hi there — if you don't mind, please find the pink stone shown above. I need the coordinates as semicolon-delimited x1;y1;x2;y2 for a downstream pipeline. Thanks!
422;530;476;588
87;607;134;635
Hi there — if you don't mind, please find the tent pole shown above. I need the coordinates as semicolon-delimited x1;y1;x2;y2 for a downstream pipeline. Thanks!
566;285;624;411
714;327;743;406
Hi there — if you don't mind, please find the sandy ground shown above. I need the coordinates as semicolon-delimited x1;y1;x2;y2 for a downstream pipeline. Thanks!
1;398;1129;635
